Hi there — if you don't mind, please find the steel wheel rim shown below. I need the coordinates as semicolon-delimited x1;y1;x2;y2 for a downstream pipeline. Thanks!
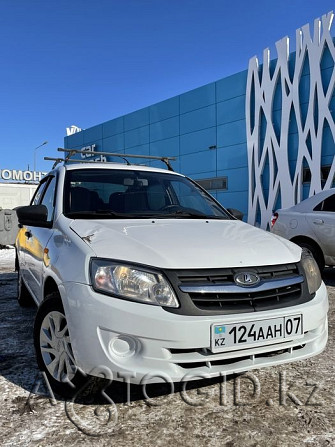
40;310;76;382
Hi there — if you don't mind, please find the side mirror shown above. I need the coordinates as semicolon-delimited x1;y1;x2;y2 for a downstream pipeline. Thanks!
227;208;244;221
16;205;50;227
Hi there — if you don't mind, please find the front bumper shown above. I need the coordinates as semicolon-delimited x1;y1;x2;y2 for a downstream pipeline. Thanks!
59;281;328;384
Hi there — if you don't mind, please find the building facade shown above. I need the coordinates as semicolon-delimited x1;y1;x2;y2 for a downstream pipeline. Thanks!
65;12;335;228
0;169;46;209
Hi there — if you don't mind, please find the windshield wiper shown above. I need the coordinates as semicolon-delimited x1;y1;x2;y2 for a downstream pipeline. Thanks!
152;210;212;219
66;210;138;219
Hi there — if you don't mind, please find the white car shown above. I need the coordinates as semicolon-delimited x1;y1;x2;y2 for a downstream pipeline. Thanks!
271;188;335;271
15;159;328;397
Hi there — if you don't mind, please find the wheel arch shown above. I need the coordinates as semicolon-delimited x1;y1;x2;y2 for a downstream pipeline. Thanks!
290;235;324;263
43;276;61;301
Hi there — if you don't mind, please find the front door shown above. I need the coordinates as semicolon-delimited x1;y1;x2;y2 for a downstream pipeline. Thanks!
24;176;57;302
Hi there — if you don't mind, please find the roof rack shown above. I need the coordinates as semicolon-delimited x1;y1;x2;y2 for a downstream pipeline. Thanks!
44;148;176;171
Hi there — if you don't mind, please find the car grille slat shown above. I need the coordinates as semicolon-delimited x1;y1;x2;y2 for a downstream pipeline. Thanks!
189;284;302;310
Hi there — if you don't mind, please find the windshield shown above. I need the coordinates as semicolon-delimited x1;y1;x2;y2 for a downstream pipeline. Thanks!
63;168;231;220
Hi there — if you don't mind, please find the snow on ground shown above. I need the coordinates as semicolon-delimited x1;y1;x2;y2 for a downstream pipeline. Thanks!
0;246;15;272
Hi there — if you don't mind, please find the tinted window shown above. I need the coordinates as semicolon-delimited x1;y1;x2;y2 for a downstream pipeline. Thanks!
196;177;228;191
64;169;230;219
314;194;335;212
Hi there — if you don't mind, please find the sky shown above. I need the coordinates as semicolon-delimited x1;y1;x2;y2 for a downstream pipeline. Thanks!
1;0;335;173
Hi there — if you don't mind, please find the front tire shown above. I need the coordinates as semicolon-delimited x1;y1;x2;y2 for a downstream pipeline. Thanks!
34;293;88;397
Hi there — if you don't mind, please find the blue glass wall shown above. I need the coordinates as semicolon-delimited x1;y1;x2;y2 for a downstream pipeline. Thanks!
65;70;250;218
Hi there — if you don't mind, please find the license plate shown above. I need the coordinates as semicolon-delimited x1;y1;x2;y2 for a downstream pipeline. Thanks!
211;314;303;353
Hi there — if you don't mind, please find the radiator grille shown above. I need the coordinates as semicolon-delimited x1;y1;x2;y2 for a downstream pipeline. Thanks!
163;263;313;315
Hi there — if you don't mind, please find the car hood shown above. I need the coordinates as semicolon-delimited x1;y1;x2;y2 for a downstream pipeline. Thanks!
69;219;302;269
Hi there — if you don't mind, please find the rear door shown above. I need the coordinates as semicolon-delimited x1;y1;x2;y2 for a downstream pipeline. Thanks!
305;193;335;258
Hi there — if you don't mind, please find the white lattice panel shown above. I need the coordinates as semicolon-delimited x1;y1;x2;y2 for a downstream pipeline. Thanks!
246;12;335;228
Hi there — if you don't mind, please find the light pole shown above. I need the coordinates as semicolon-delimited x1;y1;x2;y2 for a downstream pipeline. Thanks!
33;141;48;172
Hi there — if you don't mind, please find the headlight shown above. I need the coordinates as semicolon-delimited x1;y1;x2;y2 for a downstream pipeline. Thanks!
301;249;322;294
90;259;179;308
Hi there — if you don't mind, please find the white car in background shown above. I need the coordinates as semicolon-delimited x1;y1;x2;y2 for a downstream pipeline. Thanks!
271;188;335;271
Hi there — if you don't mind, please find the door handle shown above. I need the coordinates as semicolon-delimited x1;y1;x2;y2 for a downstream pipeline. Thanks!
25;230;32;238
313;219;324;225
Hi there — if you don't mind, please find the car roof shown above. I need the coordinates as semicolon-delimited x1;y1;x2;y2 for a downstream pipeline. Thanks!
285;188;335;212
49;162;185;177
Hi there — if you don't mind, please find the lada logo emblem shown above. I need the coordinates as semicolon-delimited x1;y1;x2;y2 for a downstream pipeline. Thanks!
234;272;260;287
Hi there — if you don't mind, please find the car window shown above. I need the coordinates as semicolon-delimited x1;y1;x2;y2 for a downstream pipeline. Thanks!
64;169;230;219
31;181;48;205
40;176;57;222
314;194;335;212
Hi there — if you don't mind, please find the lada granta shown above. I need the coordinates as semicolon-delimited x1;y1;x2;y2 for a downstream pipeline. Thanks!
15;162;328;396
